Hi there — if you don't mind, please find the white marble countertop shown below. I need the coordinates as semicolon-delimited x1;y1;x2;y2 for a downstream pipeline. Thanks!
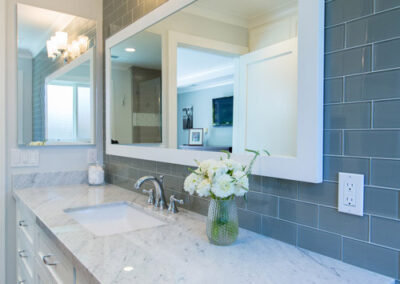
13;184;394;284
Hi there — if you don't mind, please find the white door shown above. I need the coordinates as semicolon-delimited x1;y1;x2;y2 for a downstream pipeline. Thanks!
233;37;298;157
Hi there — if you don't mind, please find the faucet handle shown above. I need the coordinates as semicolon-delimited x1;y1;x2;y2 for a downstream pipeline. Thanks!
142;189;155;205
168;195;184;213
158;175;164;185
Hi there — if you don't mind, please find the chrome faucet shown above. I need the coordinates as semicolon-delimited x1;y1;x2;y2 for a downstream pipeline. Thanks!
134;175;168;210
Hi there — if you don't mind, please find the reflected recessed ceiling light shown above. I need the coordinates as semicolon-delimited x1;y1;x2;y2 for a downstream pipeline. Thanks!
125;48;136;53
123;266;134;272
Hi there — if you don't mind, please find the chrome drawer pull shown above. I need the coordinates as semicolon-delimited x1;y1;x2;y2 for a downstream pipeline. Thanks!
18;220;28;227
42;254;59;266
17;280;25;284
18;250;27;258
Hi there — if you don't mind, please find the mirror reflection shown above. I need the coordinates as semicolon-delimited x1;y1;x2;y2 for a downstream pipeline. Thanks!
111;31;162;145
110;0;298;157
17;4;96;145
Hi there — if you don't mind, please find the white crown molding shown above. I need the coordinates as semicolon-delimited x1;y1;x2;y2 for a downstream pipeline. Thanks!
178;64;234;87
178;75;234;94
250;2;298;29
182;1;298;29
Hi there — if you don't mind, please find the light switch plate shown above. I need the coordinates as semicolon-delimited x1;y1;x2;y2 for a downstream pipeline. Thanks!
11;149;39;167
338;172;364;216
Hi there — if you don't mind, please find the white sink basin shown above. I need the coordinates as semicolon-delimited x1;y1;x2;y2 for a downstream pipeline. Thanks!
65;202;166;236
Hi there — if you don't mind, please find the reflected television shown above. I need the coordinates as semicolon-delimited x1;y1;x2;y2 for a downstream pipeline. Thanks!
212;96;233;127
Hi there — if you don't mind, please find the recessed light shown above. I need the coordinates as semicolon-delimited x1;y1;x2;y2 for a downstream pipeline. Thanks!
123;266;134;272
125;48;136;53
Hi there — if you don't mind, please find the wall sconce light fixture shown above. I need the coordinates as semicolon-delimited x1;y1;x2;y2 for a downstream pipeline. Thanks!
46;32;89;62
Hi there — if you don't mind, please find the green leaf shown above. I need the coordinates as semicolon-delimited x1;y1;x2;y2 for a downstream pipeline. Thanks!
220;150;231;159
245;149;260;155
188;168;201;175
263;149;271;156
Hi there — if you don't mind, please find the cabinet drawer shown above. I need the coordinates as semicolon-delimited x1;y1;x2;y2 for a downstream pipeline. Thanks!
16;200;35;246
16;235;34;280
36;226;74;284
17;258;33;284
34;258;55;284
76;268;97;284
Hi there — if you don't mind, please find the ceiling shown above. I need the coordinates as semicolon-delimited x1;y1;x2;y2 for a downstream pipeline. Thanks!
184;0;297;28
111;31;162;70
53;61;90;84
17;4;75;57
177;46;235;88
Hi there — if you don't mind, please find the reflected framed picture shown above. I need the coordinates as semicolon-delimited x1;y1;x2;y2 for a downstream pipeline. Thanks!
188;128;203;146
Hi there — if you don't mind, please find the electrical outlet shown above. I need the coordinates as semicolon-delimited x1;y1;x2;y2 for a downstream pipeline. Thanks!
338;172;364;216
87;149;97;164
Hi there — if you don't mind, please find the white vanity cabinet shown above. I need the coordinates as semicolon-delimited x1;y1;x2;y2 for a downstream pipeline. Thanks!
16;200;88;284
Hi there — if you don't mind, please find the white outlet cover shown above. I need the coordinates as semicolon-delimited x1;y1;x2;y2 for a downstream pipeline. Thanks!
87;149;98;164
338;172;364;216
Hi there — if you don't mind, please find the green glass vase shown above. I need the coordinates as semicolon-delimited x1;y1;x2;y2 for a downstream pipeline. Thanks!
206;198;239;246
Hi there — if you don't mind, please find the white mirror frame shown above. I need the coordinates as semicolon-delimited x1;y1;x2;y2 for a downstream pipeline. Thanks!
42;48;96;146
106;0;324;183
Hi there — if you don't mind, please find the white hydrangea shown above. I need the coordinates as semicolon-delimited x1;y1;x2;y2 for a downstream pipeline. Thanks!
207;161;228;179
223;159;243;172
184;155;257;199
184;173;203;195
233;170;249;196
196;178;211;197
211;174;235;198
198;159;215;176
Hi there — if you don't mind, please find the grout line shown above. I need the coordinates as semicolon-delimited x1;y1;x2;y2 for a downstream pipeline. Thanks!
324;153;400;160
371;101;375;129
341;129;345;156
325;43;373;56
369;157;373;185
371;43;376;71
325;6;400;29
342;74;346;103
340;236;344;260
277;197;280;218
325;65;400;80
368;214;372;242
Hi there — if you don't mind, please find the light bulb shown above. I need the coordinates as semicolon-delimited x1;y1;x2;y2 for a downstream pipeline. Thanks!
55;31;68;51
46;40;56;58
70;40;80;59
78;36;89;53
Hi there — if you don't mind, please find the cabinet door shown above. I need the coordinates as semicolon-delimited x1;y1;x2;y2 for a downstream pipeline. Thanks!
35;259;53;284
235;37;298;157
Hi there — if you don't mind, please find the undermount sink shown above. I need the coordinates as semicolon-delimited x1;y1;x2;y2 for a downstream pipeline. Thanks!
64;202;166;236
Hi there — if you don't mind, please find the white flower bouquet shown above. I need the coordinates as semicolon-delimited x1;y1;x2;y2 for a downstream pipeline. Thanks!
184;150;267;200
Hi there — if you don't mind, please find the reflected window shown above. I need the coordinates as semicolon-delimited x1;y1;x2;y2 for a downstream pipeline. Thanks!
46;84;91;143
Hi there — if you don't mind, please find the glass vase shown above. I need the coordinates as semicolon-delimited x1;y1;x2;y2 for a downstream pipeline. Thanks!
206;198;239;246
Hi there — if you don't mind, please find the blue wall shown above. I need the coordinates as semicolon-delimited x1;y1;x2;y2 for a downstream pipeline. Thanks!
177;84;233;147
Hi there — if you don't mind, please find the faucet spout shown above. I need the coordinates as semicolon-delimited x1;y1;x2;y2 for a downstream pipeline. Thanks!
134;176;155;190
134;175;167;210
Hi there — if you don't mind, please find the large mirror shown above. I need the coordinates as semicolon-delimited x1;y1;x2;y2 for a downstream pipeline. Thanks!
106;0;324;182
17;4;96;145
